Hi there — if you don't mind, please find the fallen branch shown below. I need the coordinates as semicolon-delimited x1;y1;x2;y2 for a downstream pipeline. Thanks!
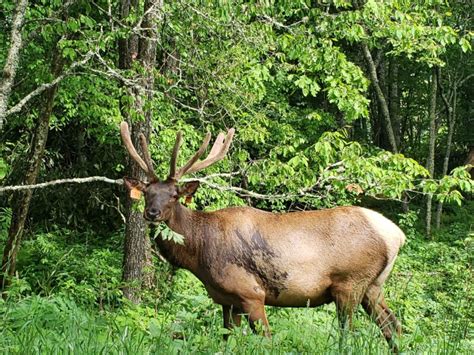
0;176;123;193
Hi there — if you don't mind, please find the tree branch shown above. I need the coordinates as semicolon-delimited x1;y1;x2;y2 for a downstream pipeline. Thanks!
0;171;322;201
457;73;473;88
5;51;94;117
0;176;123;193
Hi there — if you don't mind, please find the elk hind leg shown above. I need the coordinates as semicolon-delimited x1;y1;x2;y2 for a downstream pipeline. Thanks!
332;287;362;352
362;285;401;352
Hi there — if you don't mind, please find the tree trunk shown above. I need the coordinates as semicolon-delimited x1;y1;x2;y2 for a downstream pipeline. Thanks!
389;59;401;149
435;68;457;229
465;147;474;179
388;59;409;211
120;0;162;303
425;68;438;238
1;47;63;291
374;56;392;151
121;119;154;303
361;43;398;153
0;0;28;131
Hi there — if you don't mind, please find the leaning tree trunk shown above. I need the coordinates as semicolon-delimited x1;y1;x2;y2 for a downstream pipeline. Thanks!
425;68;438;239
0;0;28;131
362;43;398;153
1;48;63;291
120;0;162;303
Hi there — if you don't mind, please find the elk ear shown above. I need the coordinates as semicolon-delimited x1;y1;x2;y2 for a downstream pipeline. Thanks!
178;181;200;204
123;177;146;200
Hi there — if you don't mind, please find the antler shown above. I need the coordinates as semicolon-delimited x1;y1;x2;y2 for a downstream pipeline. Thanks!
186;128;235;174
169;131;183;179
169;128;235;180
120;121;158;181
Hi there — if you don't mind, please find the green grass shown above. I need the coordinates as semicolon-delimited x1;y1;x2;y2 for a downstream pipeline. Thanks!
0;260;472;354
0;292;471;354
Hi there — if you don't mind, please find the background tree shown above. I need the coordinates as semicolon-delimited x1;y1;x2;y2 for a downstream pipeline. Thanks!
0;0;28;131
118;0;162;303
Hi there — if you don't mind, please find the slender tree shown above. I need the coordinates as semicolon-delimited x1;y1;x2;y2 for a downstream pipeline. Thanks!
1;46;64;290
425;68;438;238
0;0;28;131
435;69;473;228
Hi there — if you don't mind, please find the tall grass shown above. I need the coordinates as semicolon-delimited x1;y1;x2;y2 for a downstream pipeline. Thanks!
0;286;471;354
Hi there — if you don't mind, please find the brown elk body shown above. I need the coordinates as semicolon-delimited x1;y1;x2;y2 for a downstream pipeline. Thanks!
120;122;405;350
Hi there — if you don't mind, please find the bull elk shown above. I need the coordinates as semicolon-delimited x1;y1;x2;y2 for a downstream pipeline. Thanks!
120;122;405;350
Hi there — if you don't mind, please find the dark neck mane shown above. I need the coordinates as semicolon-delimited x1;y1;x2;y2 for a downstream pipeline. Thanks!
155;203;203;274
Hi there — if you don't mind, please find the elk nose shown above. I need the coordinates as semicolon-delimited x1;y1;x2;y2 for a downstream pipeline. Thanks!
146;208;160;220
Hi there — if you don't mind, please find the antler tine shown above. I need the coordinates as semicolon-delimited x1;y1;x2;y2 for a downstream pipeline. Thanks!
206;132;225;159
120;121;149;173
186;128;235;174
174;132;212;180
139;133;158;181
169;131;183;180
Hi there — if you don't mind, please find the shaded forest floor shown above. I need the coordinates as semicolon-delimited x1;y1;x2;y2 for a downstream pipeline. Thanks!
0;202;473;354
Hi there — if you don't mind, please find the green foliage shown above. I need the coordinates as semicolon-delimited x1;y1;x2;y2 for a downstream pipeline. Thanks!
391;218;473;350
420;166;474;206
0;207;12;247
4;229;123;307
0;158;8;180
1;0;473;353
2;0;471;226
153;224;184;245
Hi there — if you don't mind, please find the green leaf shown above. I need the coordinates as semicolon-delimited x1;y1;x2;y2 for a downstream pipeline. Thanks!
0;158;7;180
459;37;471;53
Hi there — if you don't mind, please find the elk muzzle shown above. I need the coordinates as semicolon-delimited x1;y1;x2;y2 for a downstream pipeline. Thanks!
144;207;162;222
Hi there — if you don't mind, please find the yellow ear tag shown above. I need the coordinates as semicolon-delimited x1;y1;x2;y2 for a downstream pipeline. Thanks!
130;187;143;200
185;196;193;205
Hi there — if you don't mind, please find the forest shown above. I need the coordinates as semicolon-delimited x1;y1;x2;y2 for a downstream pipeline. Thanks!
0;0;473;353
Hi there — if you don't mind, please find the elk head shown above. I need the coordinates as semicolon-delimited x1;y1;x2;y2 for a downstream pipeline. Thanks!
120;122;234;223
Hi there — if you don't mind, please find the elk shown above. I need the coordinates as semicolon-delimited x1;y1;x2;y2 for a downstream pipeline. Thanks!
120;122;405;350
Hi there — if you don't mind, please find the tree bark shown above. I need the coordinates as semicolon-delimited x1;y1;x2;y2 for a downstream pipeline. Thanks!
120;0;162;303
0;0;28;131
425;68;438;238
362;43;398;153
1;47;63;291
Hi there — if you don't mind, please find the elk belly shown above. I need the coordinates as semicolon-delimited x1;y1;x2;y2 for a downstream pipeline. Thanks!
265;274;333;307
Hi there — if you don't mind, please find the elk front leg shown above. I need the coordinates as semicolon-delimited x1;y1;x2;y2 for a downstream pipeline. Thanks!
241;299;271;337
332;283;361;332
222;305;242;339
